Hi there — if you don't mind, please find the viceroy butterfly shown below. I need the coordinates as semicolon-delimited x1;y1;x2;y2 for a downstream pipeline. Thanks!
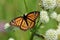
10;11;40;31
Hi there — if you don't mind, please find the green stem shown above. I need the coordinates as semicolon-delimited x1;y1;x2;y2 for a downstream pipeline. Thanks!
34;33;45;39
30;22;45;40
30;31;45;40
30;32;35;40
24;0;28;12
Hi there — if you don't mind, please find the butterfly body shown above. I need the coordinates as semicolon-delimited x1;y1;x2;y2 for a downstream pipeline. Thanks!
23;15;27;20
10;11;40;31
23;15;28;26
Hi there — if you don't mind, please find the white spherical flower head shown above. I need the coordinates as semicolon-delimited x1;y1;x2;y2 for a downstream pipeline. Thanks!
40;10;49;23
56;28;60;35
56;28;60;40
50;12;57;19
8;38;14;40
56;14;60;22
57;0;60;7
41;0;57;9
45;29;58;40
4;23;10;29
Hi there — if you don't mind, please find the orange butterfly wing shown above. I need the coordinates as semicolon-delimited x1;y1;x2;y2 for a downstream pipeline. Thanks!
27;11;40;21
26;11;40;28
27;19;35;29
10;17;29;30
20;19;28;30
10;17;23;27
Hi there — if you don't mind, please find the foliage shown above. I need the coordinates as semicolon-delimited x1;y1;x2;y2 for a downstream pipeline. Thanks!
0;0;60;40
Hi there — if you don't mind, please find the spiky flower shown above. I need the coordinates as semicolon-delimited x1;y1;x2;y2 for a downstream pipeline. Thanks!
50;12;57;19
8;37;15;40
45;29;58;40
4;23;10;29
41;0;57;9
0;22;6;32
0;22;11;32
40;10;49;23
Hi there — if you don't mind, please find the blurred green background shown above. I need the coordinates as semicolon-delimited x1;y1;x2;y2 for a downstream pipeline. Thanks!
0;0;60;40
0;0;41;22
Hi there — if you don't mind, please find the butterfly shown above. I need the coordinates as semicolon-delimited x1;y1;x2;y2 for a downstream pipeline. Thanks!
10;11;40;31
